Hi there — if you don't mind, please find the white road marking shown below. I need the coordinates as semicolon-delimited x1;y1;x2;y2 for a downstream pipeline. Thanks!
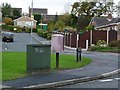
98;79;113;82
114;78;120;80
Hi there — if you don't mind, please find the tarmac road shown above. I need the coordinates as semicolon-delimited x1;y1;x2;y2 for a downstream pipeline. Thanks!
2;32;39;52
2;32;119;88
60;74;120;88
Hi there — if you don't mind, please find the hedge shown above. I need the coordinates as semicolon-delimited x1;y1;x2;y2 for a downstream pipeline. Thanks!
2;25;37;33
37;29;51;40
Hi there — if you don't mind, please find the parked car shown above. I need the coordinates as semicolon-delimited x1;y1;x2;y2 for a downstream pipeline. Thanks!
2;32;14;42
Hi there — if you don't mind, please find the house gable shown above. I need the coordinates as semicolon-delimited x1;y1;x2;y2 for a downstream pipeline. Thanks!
14;16;37;28
14;16;37;22
90;15;120;31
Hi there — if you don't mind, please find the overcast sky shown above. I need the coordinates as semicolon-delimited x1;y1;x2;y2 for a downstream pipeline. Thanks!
0;0;119;15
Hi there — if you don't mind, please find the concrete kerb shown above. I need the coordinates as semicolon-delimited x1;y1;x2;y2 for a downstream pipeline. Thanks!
64;46;87;51
29;33;119;89
23;69;120;89
64;46;76;51
31;34;44;44
31;34;51;45
1;85;12;88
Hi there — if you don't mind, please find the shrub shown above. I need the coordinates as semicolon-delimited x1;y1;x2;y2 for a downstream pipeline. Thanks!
25;28;30;33
117;40;120;48
32;28;37;32
48;21;55;32
88;46;98;51
37;29;44;37
47;33;52;40
2;24;36;33
96;40;107;47
64;26;77;32
42;31;48;38
4;18;13;25
55;20;65;32
16;27;22;33
37;29;52;40
86;25;94;31
9;25;14;31
2;25;14;31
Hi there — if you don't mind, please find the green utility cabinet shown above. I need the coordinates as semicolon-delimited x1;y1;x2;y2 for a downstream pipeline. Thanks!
27;44;51;72
43;24;48;30
38;24;48;31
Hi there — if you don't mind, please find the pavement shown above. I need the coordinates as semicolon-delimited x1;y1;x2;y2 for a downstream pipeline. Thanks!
31;33;51;45
2;33;120;89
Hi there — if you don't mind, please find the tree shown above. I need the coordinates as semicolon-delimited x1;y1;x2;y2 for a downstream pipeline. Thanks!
59;13;71;26
71;2;79;16
71;2;96;17
71;1;116;31
55;20;65;31
13;8;21;19
94;1;116;16
1;3;11;17
77;16;91;31
34;14;41;25
48;19;65;32
48;20;55;32
70;14;78;28
71;1;116;17
4;18;13;25
86;25;94;31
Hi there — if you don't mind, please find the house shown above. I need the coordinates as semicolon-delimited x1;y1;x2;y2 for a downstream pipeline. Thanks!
90;14;120;41
45;15;63;22
29;8;48;16
14;16;37;28
46;15;55;21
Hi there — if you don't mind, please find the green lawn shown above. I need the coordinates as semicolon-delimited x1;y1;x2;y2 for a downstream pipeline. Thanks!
2;52;92;81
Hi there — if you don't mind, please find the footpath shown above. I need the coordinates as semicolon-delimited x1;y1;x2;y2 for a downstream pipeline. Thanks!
2;33;120;89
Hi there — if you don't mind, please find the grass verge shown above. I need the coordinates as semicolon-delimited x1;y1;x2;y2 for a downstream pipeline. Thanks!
89;46;120;53
2;52;92;81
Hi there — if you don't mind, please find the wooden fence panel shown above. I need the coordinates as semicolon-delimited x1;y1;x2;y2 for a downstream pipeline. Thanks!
92;30;107;44
79;31;90;48
71;33;77;47
109;30;117;43
64;30;117;48
64;34;67;46
68;34;70;46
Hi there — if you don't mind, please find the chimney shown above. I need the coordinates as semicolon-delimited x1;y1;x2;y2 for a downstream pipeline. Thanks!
107;14;113;21
108;14;113;19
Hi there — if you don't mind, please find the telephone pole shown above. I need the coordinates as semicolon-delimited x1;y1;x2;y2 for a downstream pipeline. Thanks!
30;0;33;44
